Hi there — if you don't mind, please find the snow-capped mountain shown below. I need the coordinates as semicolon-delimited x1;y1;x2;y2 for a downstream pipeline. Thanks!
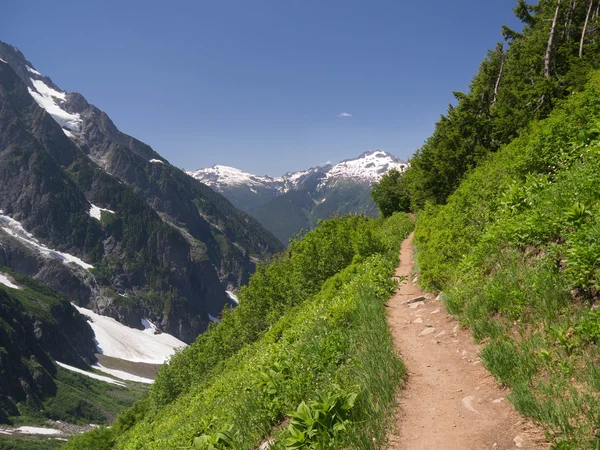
188;151;407;244
190;150;406;193
323;150;408;184
0;40;283;345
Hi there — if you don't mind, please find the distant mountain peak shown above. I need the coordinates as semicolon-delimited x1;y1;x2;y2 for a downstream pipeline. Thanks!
189;150;406;192
188;164;281;189
325;150;407;184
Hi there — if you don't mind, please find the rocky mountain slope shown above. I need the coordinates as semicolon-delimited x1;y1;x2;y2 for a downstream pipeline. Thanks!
0;41;284;345
189;150;407;243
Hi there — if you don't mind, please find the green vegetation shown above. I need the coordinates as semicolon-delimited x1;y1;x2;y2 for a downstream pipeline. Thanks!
0;269;146;428
65;213;414;449
378;0;600;212
414;71;600;447
0;436;65;450
361;2;600;447
370;169;411;217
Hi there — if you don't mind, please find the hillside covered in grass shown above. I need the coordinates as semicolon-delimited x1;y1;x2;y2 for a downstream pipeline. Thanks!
415;70;600;449
65;213;413;449
363;1;600;448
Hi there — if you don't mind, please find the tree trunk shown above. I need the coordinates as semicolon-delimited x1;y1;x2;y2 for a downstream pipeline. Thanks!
545;0;562;79
580;0;594;56
492;48;505;105
565;0;577;39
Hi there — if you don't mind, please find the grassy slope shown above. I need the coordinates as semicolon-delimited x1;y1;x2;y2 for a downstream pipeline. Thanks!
65;213;414;449
415;71;600;448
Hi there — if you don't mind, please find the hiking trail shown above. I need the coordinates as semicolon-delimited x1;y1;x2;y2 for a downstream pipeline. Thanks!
387;233;548;450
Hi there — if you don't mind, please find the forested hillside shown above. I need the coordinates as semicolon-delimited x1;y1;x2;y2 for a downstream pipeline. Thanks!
65;213;414;449
400;0;600;209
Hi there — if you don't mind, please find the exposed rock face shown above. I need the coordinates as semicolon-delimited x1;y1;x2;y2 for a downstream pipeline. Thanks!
0;282;97;422
0;41;284;343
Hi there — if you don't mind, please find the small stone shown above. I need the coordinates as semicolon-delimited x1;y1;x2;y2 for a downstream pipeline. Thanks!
403;295;426;305
461;396;478;414
419;327;436;336
430;308;441;314
413;318;424;324
514;434;525;448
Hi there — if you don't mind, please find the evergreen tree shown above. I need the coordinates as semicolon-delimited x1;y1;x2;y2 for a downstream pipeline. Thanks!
371;169;411;217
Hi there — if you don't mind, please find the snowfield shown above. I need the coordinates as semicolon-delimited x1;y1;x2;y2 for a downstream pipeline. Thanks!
0;210;94;270
0;273;20;290
324;150;408;183
88;204;115;220
26;66;42;76
56;361;126;386
227;290;239;305
74;305;187;364
0;426;63;436
188;164;280;188
27;78;82;132
93;364;154;384
149;159;164;164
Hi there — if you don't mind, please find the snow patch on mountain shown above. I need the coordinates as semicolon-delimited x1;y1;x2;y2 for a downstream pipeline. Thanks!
27;78;82;132
0;58;6;64
0;273;20;290
189;165;280;189
0;210;94;270
149;159;164;164
74;305;187;364
93;364;154;384
0;426;63;436
227;290;239;305
56;361;126;386
189;150;407;194
325;150;407;184
89;204;115;220
26;66;41;76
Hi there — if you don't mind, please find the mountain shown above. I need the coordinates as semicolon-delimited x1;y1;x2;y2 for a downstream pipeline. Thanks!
0;40;284;347
0;269;147;426
189;150;407;243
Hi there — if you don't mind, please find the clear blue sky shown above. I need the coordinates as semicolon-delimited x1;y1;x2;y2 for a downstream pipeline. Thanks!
4;0;521;176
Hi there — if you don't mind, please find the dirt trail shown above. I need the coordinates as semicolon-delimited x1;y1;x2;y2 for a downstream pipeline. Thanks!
387;233;548;450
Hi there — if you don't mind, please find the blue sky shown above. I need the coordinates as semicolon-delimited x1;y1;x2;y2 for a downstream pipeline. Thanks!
4;1;521;176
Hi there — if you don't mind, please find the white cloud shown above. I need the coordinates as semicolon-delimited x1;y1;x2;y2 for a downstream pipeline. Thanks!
337;112;352;118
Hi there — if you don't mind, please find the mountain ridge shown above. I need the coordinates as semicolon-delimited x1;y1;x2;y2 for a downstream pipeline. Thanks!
0;40;284;345
188;150;407;243
188;150;407;190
